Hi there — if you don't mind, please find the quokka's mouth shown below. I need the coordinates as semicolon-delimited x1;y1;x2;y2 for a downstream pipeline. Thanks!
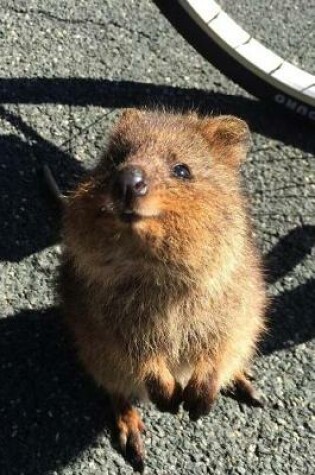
118;207;162;224
119;210;142;223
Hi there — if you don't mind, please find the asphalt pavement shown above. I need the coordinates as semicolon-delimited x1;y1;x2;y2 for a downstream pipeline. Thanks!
0;1;314;474
218;0;314;74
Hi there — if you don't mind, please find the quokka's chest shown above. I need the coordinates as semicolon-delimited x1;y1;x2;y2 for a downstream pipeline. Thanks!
96;285;219;362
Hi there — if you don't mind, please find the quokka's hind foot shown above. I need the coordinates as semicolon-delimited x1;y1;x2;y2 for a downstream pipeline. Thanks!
182;359;219;421
183;373;218;421
144;357;183;414
146;375;183;414
232;372;265;408
113;396;146;473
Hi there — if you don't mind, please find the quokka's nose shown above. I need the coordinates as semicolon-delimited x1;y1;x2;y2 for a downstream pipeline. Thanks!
113;167;148;202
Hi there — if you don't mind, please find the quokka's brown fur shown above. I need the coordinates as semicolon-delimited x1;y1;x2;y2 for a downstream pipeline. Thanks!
60;109;267;470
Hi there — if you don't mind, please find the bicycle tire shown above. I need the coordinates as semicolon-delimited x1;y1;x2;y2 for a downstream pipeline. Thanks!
155;0;315;123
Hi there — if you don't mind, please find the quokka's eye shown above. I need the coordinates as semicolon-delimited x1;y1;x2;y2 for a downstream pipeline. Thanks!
172;163;192;179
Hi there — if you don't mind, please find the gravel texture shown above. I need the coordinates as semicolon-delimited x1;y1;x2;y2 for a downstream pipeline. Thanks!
0;1;314;474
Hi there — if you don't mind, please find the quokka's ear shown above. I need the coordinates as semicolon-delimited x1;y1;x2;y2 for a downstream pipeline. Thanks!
199;115;251;167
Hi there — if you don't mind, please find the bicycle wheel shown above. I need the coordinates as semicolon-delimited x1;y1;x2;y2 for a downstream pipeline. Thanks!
155;0;315;122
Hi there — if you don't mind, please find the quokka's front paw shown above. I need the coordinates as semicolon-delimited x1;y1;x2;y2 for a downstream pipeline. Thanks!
183;373;218;421
146;375;183;414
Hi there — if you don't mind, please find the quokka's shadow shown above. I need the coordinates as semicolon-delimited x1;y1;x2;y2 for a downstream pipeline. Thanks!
0;307;113;475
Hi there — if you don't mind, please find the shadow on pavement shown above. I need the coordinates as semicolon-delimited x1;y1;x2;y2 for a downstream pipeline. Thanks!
0;77;314;153
0;106;85;262
263;224;315;354
0;307;113;475
0;78;313;261
264;278;315;354
266;225;315;285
